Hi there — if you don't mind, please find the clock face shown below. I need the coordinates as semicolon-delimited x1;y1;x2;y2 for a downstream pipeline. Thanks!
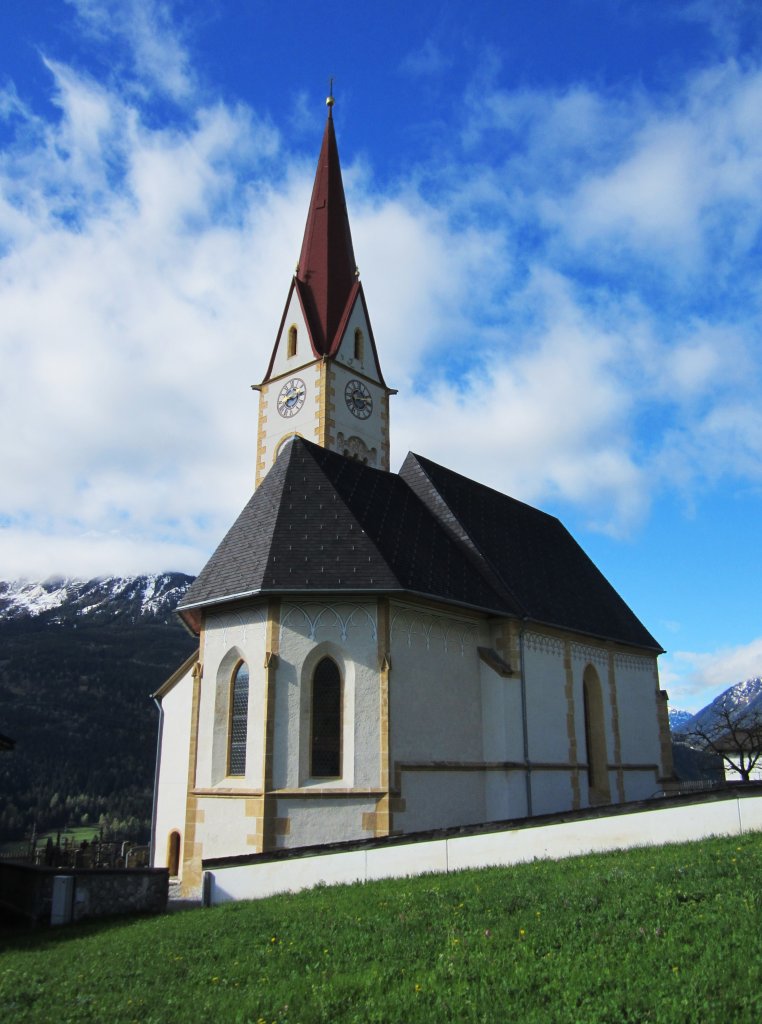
277;378;306;418
345;379;373;419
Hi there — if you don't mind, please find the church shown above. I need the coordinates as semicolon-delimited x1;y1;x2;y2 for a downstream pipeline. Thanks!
151;98;674;894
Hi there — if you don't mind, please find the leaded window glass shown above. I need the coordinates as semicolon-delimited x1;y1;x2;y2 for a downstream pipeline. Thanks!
311;658;341;778
228;661;249;776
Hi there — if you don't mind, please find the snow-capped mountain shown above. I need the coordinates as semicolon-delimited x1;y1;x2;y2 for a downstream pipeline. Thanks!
0;573;194;625
681;676;762;735
669;707;694;733
671;676;762;736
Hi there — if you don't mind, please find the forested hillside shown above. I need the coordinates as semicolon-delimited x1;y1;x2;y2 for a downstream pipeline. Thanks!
0;574;196;840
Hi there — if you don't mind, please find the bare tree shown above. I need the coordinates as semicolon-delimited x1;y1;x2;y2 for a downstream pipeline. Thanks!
685;697;762;782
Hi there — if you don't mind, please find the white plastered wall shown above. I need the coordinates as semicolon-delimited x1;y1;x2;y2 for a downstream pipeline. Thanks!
258;289;323;475
152;667;194;875
194;605;268;790
332;294;380;382
195;794;258;861
613;651;664;800
328;295;387;467
274;796;377;848
267;289;313;381
272;599;382;848
479;622;527;820
389;603;489;831
523;632;571;766
328;360;387;469
520;632;578;816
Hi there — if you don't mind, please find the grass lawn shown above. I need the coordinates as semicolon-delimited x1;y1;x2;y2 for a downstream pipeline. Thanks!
1;831;761;1023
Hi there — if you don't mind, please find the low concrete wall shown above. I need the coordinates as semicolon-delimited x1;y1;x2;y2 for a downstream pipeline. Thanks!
0;863;169;926
204;787;762;905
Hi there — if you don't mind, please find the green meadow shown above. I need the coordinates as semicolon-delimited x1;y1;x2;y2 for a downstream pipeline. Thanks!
2;832;761;1023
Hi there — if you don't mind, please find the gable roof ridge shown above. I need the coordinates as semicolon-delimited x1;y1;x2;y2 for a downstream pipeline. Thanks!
176;440;303;626
297;438;405;588
411;451;563;526
399;452;528;618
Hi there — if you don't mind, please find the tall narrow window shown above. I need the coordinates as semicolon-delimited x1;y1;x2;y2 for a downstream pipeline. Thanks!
311;657;341;778
353;327;364;361
287;325;298;358
582;665;609;799
228;660;249;776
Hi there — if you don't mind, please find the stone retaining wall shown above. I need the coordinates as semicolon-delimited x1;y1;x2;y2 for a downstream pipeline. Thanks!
0;863;169;926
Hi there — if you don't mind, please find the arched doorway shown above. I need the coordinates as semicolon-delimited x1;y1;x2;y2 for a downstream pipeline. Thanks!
167;830;181;877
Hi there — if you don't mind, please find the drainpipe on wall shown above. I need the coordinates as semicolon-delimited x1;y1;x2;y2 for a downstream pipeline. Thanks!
519;625;533;817
149;696;164;867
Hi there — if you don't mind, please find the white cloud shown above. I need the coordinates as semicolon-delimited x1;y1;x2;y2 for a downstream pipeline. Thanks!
400;39;451;78
390;266;647;533
3;15;762;578
664;636;762;711
0;61;287;576
66;0;195;101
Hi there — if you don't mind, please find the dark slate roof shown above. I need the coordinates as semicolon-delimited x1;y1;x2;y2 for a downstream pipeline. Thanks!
178;437;661;651
399;452;661;651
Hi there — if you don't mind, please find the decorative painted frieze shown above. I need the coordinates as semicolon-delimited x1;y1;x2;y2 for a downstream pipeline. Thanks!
524;632;564;657
336;432;378;467
614;652;657;674
391;610;478;655
205;607;267;647
570;641;609;669
280;602;378;643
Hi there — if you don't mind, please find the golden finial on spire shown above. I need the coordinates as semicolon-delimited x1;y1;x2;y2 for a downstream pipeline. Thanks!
326;76;335;110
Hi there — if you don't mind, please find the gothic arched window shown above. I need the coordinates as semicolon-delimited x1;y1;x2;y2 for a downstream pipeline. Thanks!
582;664;609;799
228;660;250;776
353;327;364;361
311;657;341;778
287;325;298;358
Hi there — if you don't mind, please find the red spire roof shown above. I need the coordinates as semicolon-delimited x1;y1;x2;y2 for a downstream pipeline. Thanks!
296;107;357;354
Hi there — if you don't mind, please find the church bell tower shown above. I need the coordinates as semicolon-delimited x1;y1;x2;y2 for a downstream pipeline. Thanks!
253;95;394;487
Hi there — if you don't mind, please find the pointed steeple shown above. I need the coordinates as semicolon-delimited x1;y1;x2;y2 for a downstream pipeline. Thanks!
295;100;357;354
254;97;394;485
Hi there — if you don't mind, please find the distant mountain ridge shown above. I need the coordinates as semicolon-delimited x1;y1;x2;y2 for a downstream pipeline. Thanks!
668;707;694;732
0;573;194;625
671;676;762;736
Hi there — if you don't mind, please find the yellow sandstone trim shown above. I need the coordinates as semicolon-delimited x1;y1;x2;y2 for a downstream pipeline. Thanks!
181;650;204;895
255;384;270;488
374;598;392;837
315;360;329;448
563;641;581;810
259;599;281;851
656;688;675;780
607;649;625;801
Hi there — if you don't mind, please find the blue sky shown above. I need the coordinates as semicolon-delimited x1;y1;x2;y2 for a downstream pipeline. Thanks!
1;0;761;711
